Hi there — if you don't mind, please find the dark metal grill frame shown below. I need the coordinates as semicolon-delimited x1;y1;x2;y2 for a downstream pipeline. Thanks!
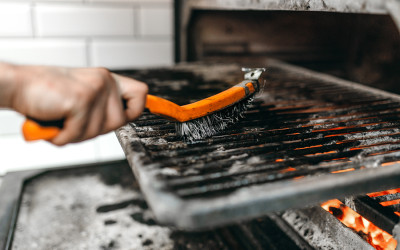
0;161;127;250
116;60;400;230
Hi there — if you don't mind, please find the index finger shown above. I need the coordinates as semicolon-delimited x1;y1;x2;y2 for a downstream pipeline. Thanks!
112;74;148;121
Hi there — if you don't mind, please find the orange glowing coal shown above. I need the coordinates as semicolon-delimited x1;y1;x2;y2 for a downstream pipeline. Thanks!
331;168;355;174
279;167;296;173
321;199;397;250
368;188;400;199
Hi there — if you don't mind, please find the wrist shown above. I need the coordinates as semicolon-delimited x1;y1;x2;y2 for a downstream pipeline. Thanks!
0;62;19;108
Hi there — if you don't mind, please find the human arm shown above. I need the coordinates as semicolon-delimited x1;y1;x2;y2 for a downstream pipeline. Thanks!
0;62;148;146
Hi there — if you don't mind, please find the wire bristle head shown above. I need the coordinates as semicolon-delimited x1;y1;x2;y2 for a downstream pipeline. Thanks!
175;96;255;142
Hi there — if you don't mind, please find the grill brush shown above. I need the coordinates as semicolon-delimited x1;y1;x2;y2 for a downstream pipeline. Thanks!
22;68;265;142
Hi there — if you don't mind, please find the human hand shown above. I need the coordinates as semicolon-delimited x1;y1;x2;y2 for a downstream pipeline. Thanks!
8;65;147;146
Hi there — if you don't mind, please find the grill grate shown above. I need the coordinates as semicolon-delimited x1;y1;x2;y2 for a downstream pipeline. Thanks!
116;61;400;229
369;188;400;216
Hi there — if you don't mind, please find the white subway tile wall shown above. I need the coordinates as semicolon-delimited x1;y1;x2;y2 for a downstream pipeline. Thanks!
0;39;87;66
139;7;173;36
0;4;32;37
91;39;173;68
0;0;173;175
35;5;135;37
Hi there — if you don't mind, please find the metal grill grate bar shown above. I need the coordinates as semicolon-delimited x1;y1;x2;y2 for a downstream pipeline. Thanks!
373;193;400;202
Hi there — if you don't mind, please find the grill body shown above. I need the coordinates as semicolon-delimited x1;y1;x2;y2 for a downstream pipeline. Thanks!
116;60;400;229
113;0;400;229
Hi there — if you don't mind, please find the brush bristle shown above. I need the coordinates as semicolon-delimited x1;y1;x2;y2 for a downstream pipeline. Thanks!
175;95;255;142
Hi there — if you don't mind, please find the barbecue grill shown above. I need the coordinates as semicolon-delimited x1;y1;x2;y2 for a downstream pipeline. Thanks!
115;1;400;231
116;60;400;230
2;0;400;249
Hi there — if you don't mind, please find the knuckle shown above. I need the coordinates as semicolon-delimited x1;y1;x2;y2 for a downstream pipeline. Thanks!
92;77;107;92
138;82;149;95
87;68;112;92
96;67;110;76
95;67;111;81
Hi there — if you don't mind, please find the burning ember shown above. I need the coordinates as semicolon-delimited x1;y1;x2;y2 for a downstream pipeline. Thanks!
321;199;397;250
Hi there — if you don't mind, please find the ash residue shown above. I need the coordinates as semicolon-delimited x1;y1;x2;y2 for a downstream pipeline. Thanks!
140;137;168;146
181;168;200;176
12;163;266;250
357;143;400;156
359;135;400;145
11;167;174;250
228;155;259;174
229;153;249;160
344;128;400;141
159;167;180;176
227;156;266;182
134;126;154;132
228;161;249;174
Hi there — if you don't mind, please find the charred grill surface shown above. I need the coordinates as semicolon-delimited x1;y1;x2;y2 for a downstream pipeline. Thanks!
116;61;400;229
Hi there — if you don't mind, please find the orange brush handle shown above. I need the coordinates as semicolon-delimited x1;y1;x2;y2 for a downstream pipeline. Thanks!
22;81;256;141
146;81;256;122
22;119;63;141
21;95;178;141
